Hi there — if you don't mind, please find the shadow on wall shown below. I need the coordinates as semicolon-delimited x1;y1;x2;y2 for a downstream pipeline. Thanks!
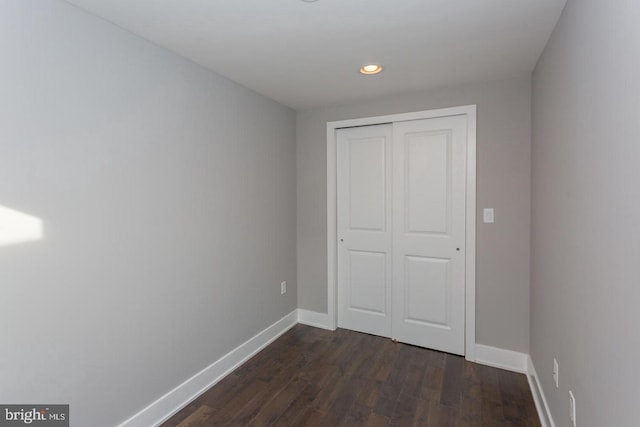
0;206;43;247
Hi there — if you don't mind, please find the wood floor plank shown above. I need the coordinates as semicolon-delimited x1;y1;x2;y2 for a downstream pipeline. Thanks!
288;406;324;427
227;361;309;426
426;402;458;427
356;339;397;408
366;412;391;427
161;326;541;427
271;382;321;426
201;380;267;425
309;368;351;413
247;377;309;426
197;370;243;410
419;360;445;403
458;360;483;426
174;405;215;427
478;364;505;425
161;401;200;427
389;393;420;427
400;346;430;397
411;398;431;426
340;402;373;426
374;344;413;417
440;353;463;408
316;375;367;426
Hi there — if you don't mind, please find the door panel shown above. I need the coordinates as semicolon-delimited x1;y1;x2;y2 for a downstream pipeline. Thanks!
348;138;386;231
404;256;449;326
337;124;393;337
348;251;387;314
405;130;451;234
392;115;466;355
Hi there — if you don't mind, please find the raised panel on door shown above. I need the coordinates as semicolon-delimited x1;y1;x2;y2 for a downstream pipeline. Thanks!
348;138;386;231
337;124;392;337
392;115;467;355
405;131;450;235
347;250;387;314
404;256;450;327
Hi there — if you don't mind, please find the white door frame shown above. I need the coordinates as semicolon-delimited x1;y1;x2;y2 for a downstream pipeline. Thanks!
326;105;477;362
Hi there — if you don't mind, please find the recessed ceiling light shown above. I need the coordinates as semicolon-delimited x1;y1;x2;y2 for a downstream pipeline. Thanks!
359;64;383;75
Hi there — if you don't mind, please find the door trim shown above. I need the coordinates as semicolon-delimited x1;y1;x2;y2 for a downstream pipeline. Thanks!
326;105;477;362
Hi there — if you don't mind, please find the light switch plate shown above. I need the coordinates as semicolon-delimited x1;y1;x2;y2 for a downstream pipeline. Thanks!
483;208;495;223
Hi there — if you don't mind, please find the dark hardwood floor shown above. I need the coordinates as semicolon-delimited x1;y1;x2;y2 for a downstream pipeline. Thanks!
162;325;541;427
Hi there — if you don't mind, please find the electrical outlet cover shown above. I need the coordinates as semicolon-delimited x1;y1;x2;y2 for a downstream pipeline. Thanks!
569;390;576;426
483;208;495;223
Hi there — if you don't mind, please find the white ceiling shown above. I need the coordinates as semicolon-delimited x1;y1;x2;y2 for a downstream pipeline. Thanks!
65;0;566;110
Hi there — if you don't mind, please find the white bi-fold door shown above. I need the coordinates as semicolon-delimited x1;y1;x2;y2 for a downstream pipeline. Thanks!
337;115;467;355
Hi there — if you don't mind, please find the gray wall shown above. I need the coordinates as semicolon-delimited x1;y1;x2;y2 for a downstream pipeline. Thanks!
531;1;640;426
297;77;532;353
0;1;296;426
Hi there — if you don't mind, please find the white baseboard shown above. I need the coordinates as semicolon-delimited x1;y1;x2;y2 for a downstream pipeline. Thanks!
526;356;555;427
118;310;298;427
297;309;333;330
475;344;528;373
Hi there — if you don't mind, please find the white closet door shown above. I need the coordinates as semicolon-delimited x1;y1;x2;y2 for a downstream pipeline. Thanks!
337;124;393;337
391;115;467;355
